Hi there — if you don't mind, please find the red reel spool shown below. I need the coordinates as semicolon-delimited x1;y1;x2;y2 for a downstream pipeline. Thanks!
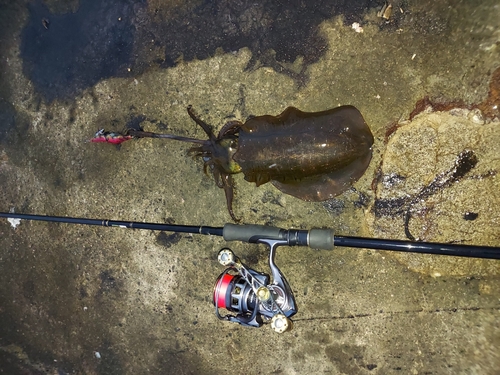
213;272;235;310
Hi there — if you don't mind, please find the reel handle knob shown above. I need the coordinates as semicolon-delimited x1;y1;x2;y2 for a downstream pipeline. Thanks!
218;248;235;266
271;314;292;333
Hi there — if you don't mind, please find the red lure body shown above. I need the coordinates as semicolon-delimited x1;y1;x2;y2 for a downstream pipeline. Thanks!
90;129;133;145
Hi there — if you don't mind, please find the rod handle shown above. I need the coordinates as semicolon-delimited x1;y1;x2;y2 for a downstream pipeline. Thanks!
223;224;334;250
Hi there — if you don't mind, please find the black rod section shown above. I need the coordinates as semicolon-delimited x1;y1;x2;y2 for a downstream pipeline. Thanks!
1;212;499;259
0;212;224;237
334;236;500;259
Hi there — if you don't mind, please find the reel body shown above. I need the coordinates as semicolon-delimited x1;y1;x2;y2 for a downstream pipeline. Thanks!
213;239;297;332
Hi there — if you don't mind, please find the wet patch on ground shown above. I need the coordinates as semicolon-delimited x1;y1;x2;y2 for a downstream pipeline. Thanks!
139;0;380;74
20;0;383;102
0;99;16;144
20;0;141;102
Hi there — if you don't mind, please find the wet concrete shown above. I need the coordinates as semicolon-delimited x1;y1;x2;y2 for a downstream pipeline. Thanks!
21;0;139;102
0;0;499;374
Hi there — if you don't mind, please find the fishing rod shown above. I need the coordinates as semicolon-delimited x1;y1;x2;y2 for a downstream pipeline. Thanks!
1;212;499;333
2;212;499;258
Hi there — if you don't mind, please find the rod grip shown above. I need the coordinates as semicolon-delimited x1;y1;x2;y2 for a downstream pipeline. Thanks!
223;224;282;243
223;224;334;250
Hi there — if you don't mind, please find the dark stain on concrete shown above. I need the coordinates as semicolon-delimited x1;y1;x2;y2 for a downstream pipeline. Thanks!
20;0;380;102
156;231;182;248
152;0;384;87
98;269;123;297
96;340;125;375
143;0;379;72
323;198;346;216
20;0;141;102
0;99;16;144
155;348;216;375
373;150;479;240
325;344;369;374
463;211;478;221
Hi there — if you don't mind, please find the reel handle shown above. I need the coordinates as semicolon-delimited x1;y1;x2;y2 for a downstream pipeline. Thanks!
223;224;334;250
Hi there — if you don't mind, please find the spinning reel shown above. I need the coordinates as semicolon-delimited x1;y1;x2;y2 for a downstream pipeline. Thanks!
213;238;297;333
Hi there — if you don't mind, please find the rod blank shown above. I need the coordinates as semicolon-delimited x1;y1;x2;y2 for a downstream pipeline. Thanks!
334;236;500;259
0;212;223;236
1;212;499;259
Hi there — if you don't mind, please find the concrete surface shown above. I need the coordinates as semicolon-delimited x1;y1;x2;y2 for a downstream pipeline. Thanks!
0;0;499;374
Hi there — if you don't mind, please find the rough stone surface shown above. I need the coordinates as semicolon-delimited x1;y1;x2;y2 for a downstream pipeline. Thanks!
368;110;500;276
